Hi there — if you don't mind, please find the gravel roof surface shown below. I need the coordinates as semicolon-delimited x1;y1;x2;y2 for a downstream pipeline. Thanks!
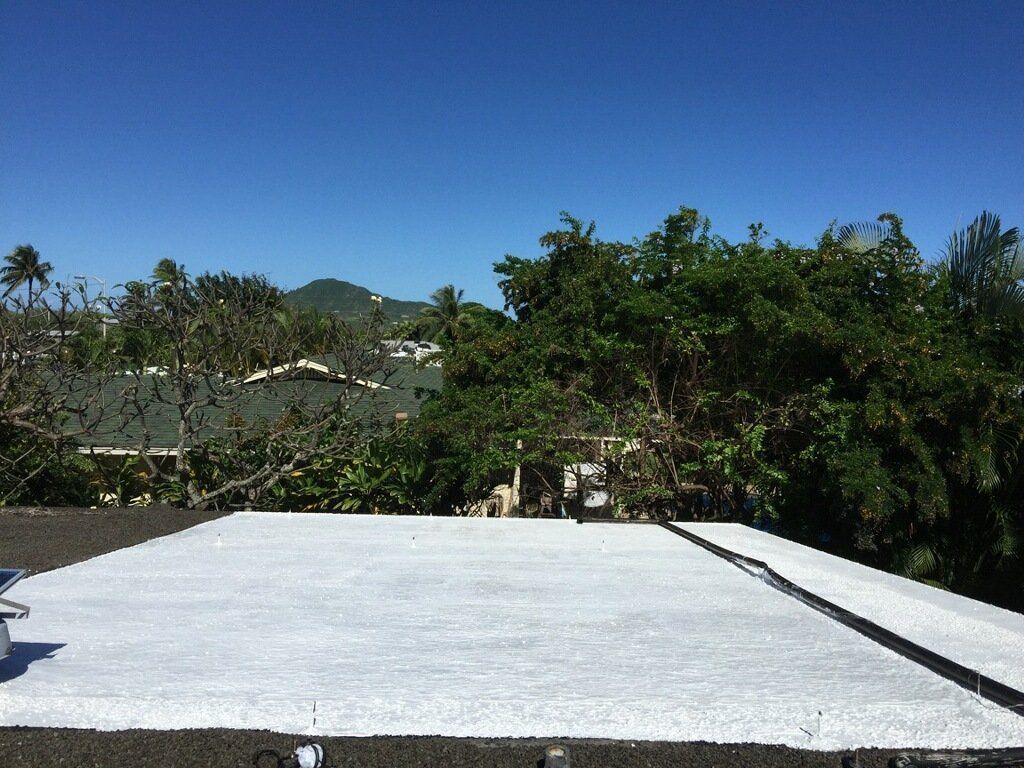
0;506;226;576
0;729;902;768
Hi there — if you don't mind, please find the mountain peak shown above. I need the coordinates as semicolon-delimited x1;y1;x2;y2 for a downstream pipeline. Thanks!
285;279;430;322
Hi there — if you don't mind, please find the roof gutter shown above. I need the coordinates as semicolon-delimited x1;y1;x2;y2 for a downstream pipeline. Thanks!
76;447;180;457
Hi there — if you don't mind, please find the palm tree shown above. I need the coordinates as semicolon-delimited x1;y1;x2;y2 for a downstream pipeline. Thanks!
1;244;53;299
417;284;485;346
152;258;187;287
939;211;1024;319
894;214;1024;591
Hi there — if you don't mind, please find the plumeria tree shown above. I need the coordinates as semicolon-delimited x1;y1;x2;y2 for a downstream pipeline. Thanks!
107;262;398;509
0;277;107;503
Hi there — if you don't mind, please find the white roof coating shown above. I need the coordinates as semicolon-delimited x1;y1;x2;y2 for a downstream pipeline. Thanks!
1;513;1023;749
671;522;1024;693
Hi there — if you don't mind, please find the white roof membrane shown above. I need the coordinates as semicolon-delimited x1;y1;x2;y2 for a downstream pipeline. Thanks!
1;514;1023;748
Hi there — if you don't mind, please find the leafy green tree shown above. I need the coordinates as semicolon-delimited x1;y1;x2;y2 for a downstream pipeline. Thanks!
278;429;428;513
0;280;109;504
0;427;96;506
195;270;285;313
421;213;641;511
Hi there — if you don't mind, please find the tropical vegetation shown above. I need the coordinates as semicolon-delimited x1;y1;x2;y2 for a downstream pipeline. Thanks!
2;206;1024;613
418;207;1024;611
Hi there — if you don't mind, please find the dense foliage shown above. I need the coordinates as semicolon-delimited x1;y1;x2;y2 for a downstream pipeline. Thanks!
417;208;1024;610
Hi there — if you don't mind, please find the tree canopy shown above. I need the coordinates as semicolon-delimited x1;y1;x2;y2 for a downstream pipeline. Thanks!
417;207;1024;610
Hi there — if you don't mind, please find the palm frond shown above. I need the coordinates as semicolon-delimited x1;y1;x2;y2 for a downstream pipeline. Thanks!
966;424;1018;492
899;542;940;579
989;504;1019;560
944;212;1024;318
993;528;1018;560
975;445;1002;493
998;228;1023;275
837;220;892;254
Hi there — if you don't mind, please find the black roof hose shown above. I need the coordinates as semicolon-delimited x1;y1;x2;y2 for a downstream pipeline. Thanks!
658;521;1024;718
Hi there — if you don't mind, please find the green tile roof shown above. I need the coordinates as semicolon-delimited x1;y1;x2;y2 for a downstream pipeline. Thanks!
76;359;441;451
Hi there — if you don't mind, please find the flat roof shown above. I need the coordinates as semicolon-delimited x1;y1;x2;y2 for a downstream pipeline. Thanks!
3;515;1023;748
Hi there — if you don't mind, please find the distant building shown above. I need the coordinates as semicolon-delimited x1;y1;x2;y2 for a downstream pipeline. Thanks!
77;357;441;459
382;339;442;363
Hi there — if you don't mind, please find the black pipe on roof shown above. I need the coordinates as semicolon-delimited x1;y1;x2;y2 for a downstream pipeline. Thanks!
657;521;1024;718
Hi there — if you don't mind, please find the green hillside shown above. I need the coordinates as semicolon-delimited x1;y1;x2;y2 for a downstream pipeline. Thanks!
285;279;430;322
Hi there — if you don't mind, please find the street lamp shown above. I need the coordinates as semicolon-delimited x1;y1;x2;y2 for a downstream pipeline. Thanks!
74;274;107;339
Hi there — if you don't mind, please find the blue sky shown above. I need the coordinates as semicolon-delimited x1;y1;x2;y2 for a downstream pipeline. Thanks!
2;2;1022;309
